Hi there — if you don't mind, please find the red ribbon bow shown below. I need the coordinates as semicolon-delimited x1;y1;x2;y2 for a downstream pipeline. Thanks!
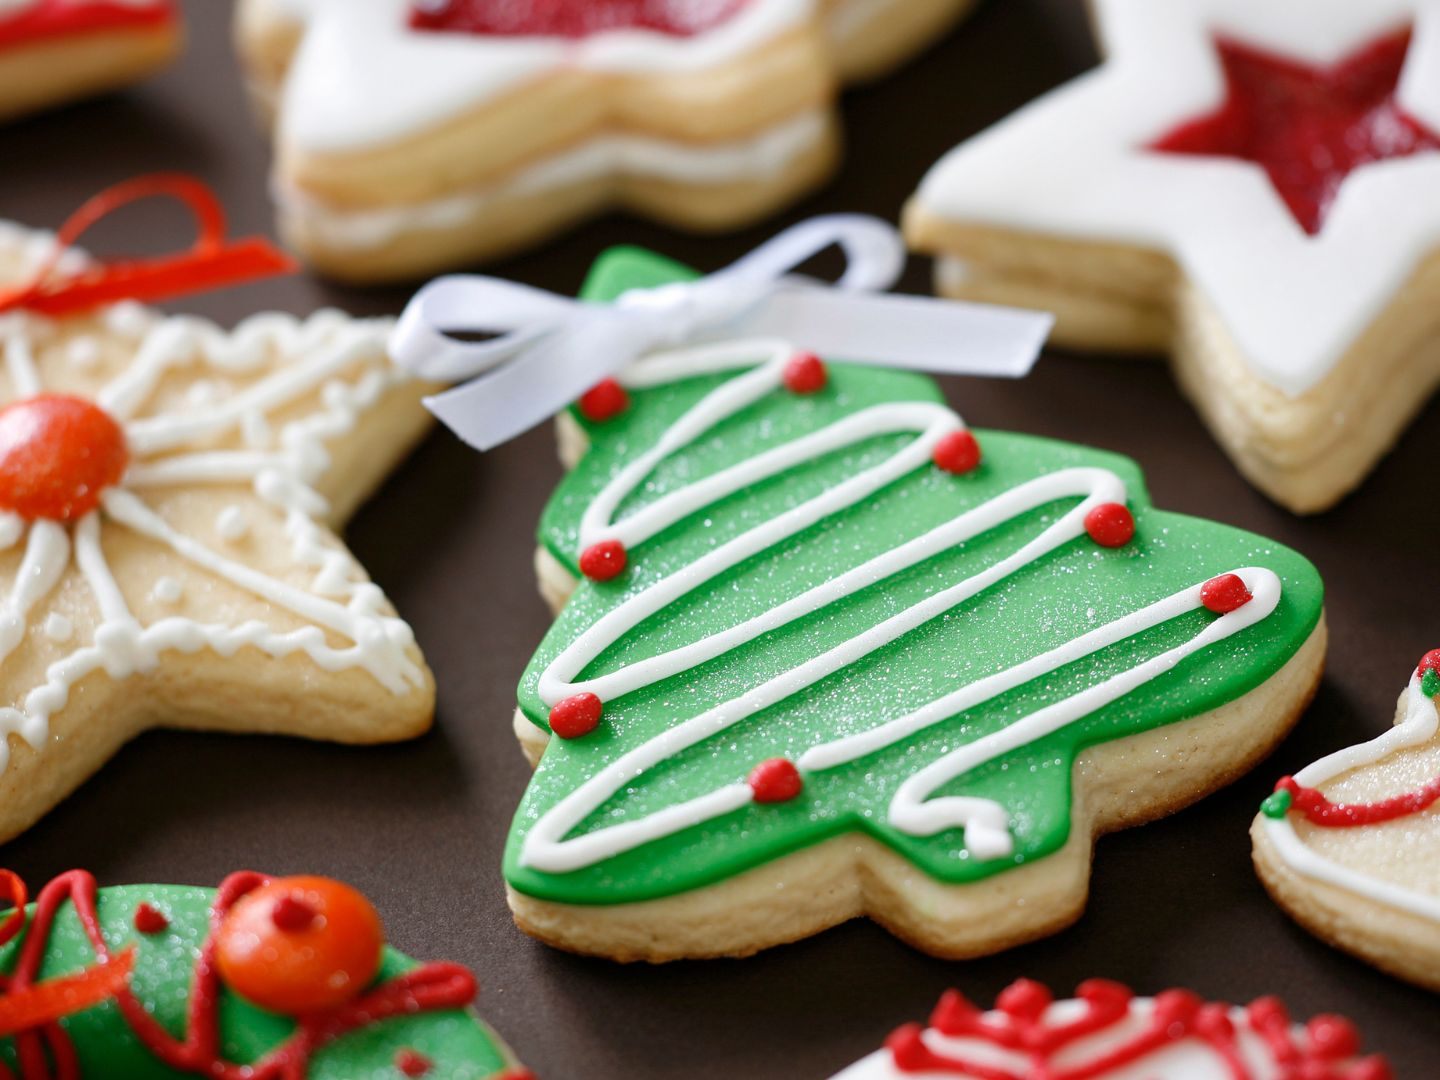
0;174;296;318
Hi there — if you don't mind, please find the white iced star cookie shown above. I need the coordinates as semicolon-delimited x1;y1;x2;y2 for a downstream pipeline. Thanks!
1253;649;1440;992
0;219;436;842
905;0;1440;514
234;0;973;282
0;0;181;122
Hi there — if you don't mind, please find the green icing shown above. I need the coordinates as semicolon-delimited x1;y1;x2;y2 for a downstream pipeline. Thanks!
503;247;1325;906
0;882;510;1080
1261;788;1294;820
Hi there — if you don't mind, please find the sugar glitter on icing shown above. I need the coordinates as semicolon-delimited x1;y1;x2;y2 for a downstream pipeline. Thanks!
913;0;1440;398
1262;669;1440;922
519;339;1288;874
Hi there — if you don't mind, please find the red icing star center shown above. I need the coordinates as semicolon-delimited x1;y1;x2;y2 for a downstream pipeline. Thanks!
409;0;751;39
0;395;128;522
1151;29;1440;235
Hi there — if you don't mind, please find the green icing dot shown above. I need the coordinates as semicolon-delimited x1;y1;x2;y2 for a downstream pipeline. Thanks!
1261;788;1294;819
1422;668;1440;698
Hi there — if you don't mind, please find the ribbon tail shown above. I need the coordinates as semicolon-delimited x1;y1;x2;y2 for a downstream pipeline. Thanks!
739;291;1053;379
423;314;657;451
0;946;134;1036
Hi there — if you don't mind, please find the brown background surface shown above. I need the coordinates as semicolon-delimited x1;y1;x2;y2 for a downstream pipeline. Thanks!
1;0;1437;1075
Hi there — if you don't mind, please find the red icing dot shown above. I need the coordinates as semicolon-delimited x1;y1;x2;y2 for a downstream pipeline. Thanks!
271;894;319;933
932;431;981;475
782;352;827;395
550;693;603;740
410;0;749;39
395;1049;433;1077
996;979;1052;1021
1084;502;1134;548
1154;988;1203;1025
0;395;128;521
133;902;169;935
1307;1015;1361;1060
1151;30;1440;235
747;758;802;803
579;539;628;582
1200;573;1253;614
1419;649;1440;675
578;379;629;423
1246;996;1291;1032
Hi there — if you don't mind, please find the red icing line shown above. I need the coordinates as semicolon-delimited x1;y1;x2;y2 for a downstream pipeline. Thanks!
0;0;175;51
884;980;1388;1080
1151;29;1440;236
409;0;749;40
0;174;295;319
0;871;477;1080
1275;773;1440;828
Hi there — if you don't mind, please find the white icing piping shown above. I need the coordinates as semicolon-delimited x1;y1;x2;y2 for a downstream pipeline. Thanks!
0;287;422;772
520;340;1285;873
1261;672;1440;922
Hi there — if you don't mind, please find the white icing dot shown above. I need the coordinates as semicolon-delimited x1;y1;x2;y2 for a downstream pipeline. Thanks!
216;506;249;543
186;380;220;408
242;409;273;448
43;614;73;643
65;336;102;370
102;300;154;339
0;514;24;551
152;576;183;605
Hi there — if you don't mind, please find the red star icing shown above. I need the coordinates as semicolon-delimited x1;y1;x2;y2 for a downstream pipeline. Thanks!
409;0;750;39
1151;29;1440;235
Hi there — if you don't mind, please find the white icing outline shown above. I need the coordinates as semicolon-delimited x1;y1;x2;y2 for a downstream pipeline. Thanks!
1262;670;1440;922
912;0;1440;397
268;0;814;153
520;339;1284;874
0;225;423;771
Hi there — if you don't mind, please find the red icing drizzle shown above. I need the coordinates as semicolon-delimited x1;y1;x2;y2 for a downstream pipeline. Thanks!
1151;29;1440;236
884;980;1388;1080
409;0;749;40
1274;773;1440;829
0;871;477;1080
0;0;175;51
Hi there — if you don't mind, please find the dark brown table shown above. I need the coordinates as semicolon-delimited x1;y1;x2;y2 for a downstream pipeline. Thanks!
2;1;1436;1075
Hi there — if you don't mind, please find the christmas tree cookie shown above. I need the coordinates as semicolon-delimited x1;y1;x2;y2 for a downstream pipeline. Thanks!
0;868;530;1078
0;0;181;122
499;246;1327;961
0;188;435;843
1254;649;1440;992
830;980;1390;1079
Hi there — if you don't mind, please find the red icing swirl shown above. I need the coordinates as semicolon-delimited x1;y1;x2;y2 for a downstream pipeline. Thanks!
1274;773;1440;829
0;0;175;51
0;871;477;1080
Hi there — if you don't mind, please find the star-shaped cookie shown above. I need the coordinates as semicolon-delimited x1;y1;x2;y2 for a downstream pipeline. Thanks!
0;0;181;122
236;0;973;281
905;0;1440;514
0;219;435;842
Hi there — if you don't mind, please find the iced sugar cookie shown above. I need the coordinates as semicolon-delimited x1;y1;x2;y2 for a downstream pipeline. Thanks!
1254;650;1440;992
475;243;1326;962
0;868;531;1078
235;0;973;282
0;183;436;843
905;0;1440;514
831;980;1390;1079
0;0;180;122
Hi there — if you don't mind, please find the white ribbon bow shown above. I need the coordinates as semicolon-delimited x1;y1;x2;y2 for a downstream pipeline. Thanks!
390;215;1053;450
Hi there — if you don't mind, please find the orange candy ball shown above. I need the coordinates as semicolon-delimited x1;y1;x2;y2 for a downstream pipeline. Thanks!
0;395;128;521
214;876;385;1015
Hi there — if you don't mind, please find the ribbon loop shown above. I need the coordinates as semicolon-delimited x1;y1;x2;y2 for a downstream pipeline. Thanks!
0;174;296;319
391;214;1053;451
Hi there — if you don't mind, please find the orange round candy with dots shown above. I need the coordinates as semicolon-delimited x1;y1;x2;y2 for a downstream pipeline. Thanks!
214;876;385;1015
